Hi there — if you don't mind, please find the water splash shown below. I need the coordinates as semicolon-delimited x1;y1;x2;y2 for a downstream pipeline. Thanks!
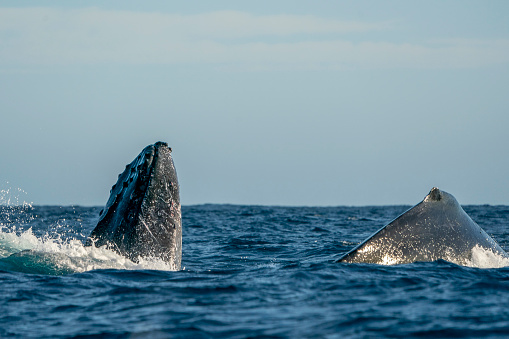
0;182;32;207
0;184;178;274
0;227;179;275
0;183;35;234
462;245;509;269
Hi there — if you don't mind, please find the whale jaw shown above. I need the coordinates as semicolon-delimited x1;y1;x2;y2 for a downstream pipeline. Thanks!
338;188;508;265
87;142;181;268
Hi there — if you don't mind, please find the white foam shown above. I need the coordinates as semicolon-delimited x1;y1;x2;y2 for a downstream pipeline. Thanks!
462;245;509;269
0;227;179;273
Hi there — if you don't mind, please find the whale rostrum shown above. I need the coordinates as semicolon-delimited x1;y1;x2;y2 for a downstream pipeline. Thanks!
338;187;508;265
86;142;181;268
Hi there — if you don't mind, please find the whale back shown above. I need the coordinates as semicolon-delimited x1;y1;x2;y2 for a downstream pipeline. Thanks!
338;188;507;265
87;142;181;268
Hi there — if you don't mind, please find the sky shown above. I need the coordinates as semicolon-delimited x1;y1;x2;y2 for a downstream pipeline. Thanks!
1;1;509;206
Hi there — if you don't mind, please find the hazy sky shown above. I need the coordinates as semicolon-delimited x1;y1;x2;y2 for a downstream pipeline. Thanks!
1;1;509;206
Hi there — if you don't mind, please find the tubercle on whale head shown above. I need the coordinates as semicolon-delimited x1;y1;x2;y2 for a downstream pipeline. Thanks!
154;141;168;148
422;187;460;209
154;141;172;153
427;187;442;202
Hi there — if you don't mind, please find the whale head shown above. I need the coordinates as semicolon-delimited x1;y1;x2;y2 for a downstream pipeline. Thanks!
338;187;507;265
87;141;181;267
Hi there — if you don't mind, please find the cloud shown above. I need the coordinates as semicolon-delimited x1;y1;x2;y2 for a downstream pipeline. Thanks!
0;7;508;69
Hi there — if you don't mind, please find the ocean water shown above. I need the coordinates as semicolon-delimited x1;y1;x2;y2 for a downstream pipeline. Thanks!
1;203;509;338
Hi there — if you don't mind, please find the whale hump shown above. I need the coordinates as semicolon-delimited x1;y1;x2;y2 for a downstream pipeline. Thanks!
87;142;181;268
338;187;507;265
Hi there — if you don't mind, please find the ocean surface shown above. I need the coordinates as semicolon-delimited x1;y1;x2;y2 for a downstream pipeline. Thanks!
1;203;509;338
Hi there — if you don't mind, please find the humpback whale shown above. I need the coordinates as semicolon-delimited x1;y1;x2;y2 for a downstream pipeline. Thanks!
338;187;508;265
86;142;181;268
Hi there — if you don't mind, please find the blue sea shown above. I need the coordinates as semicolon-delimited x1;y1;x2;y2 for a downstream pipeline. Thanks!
1;203;509;338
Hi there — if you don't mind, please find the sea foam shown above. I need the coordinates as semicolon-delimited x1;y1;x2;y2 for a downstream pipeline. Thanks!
0;226;178;274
